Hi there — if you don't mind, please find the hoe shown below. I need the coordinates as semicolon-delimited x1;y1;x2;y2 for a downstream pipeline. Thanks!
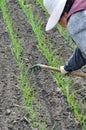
30;63;86;78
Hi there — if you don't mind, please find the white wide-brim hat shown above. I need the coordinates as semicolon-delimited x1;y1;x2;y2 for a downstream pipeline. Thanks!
43;0;67;31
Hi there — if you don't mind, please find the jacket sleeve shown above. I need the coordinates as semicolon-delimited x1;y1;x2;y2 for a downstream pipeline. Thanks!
64;47;86;71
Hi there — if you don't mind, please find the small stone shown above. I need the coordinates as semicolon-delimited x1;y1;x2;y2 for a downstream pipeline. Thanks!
55;87;61;94
8;125;13;129
6;109;11;115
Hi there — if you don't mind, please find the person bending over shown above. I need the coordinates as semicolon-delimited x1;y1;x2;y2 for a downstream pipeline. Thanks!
43;0;86;74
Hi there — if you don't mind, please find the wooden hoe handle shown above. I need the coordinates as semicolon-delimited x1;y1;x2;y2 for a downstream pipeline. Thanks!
40;64;86;77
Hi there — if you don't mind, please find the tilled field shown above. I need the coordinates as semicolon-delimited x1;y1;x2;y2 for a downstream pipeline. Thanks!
0;0;86;130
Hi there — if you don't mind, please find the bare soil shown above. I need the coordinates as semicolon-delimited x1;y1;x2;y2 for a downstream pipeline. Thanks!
0;0;86;130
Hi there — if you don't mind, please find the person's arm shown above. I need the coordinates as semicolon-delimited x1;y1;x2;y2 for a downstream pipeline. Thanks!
64;47;86;71
60;47;86;74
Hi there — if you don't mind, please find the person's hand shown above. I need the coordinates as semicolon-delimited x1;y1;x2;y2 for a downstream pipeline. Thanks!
60;66;68;74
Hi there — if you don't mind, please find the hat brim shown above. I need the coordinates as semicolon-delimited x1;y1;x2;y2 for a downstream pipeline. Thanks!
45;0;67;31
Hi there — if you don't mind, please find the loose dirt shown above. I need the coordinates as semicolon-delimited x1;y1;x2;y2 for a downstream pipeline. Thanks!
0;0;85;130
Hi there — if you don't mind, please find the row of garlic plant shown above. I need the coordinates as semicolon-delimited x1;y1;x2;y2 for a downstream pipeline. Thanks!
18;0;86;129
0;0;46;129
